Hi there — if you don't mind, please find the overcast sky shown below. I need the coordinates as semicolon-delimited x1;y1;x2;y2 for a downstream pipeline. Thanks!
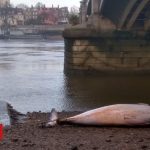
11;0;81;8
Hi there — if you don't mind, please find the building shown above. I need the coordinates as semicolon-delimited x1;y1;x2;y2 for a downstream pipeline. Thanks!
24;7;38;24
24;6;69;25
0;4;69;26
12;9;24;25
39;6;69;25
58;7;69;24
0;0;10;7
0;7;24;27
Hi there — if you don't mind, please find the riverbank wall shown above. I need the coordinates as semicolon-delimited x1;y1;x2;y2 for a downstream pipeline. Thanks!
0;25;67;40
63;28;150;75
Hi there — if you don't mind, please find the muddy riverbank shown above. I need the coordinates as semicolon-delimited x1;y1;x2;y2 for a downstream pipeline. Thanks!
1;111;150;150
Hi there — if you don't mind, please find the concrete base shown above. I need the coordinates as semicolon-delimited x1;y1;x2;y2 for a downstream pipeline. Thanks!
63;27;150;75
87;15;117;31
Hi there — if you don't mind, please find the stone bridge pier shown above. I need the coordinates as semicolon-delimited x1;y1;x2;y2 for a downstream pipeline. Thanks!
63;0;150;75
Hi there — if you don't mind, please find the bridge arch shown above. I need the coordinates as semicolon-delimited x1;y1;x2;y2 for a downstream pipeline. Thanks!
126;0;150;29
86;0;150;30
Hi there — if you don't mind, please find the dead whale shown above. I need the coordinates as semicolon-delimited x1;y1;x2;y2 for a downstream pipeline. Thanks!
47;104;150;127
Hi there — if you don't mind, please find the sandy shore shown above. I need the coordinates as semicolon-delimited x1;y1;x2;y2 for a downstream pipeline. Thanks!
0;111;150;150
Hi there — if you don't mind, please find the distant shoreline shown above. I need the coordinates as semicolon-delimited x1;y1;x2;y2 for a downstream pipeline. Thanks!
0;24;67;40
0;35;64;40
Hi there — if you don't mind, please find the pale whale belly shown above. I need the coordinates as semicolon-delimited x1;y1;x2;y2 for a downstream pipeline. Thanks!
64;104;150;126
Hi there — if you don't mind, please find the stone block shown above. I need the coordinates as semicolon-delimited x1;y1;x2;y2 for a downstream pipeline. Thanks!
73;40;90;46
64;33;150;74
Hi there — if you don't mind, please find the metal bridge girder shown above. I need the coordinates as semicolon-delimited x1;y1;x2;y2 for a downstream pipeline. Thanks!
118;0;138;29
86;0;150;30
127;0;150;29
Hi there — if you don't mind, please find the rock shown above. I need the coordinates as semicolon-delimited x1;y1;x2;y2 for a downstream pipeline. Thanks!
124;140;129;143
0;142;6;145
109;135;114;138
38;122;47;129
11;138;19;142
141;145;148;149
23;139;27;143
138;139;144;142
22;143;35;147
93;147;99;150
71;146;78;150
105;139;111;142
22;143;29;147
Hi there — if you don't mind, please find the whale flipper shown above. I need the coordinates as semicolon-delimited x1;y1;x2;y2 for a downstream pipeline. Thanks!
49;108;58;121
46;108;58;127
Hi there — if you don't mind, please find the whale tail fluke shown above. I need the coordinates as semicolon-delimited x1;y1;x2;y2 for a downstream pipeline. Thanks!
46;108;58;127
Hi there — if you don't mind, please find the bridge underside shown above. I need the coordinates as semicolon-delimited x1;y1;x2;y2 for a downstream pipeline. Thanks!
87;0;150;30
63;0;150;75
101;0;130;26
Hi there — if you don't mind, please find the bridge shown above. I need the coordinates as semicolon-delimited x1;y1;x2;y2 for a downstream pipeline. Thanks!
81;0;150;30
63;0;150;75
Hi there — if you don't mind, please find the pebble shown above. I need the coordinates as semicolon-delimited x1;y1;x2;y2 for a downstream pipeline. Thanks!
11;138;19;142
0;142;6;145
105;139;111;142
109;135;114;138
38;122;47;129
124;140;129;143
22;143;29;147
22;143;35;147
23;139;27;143
141;145;148;149
138;139;144;142
93;147;99;150
79;143;84;147
71;146;78;150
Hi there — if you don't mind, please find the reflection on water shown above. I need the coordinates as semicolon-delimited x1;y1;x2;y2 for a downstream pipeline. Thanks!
0;40;150;114
65;75;150;111
0;40;66;113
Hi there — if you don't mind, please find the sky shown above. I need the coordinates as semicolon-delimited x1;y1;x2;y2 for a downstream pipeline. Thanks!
11;0;81;8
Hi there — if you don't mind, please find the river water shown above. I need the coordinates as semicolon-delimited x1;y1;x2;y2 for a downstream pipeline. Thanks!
0;39;150;117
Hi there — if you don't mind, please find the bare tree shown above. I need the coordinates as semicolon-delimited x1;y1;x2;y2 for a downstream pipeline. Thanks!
68;6;79;25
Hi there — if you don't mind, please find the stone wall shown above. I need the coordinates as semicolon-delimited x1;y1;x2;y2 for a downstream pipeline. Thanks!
64;29;150;75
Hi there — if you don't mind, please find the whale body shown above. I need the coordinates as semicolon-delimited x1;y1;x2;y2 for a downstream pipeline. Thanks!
47;104;150;127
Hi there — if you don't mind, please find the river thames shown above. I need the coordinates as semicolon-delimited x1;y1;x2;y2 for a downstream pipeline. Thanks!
0;39;150;114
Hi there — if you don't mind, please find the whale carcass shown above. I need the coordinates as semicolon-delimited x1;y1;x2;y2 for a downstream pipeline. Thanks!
47;104;150;127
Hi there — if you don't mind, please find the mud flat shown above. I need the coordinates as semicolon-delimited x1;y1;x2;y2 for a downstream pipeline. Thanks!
0;111;150;150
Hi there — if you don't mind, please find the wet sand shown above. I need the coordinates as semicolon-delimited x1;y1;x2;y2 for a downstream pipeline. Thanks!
1;111;150;150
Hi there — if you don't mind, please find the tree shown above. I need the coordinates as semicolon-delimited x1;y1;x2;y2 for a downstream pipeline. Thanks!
35;2;44;8
68;14;79;25
70;6;79;15
68;6;79;25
